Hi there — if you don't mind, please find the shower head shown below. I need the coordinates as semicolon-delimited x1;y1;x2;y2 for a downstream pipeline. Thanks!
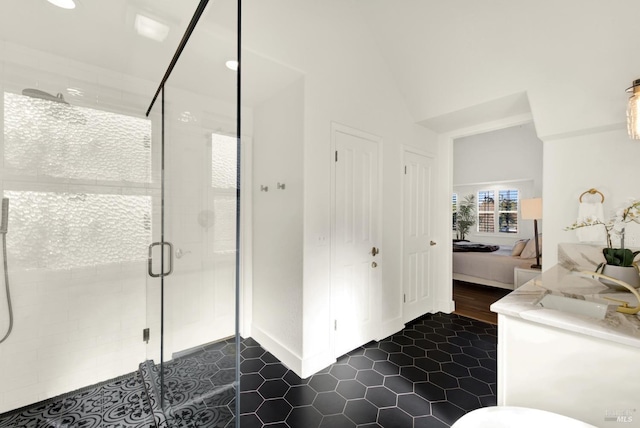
21;88;86;125
22;88;69;105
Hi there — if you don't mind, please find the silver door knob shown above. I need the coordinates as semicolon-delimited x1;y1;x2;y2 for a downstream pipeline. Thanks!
430;241;436;246
371;261;378;268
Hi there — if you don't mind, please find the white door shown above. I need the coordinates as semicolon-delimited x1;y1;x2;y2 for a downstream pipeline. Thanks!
402;150;435;323
332;125;380;358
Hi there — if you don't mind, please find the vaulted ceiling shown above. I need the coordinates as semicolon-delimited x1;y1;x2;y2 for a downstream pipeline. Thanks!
353;0;640;137
2;0;638;137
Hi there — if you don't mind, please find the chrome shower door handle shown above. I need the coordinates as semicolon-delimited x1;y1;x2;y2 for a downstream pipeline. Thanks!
148;241;174;278
164;241;174;276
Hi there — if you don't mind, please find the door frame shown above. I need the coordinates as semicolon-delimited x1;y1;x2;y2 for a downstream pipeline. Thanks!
438;113;534;313
329;121;383;358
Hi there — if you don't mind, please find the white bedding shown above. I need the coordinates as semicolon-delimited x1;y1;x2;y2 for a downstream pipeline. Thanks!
453;245;534;289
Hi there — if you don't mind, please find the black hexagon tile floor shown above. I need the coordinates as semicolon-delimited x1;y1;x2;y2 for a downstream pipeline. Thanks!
239;313;497;427
0;313;497;427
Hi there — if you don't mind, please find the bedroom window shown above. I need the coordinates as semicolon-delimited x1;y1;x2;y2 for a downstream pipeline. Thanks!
498;189;519;233
477;188;519;234
477;190;495;233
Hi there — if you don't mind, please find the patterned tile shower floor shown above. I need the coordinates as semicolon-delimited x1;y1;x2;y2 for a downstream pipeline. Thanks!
141;339;238;428
0;373;155;428
0;313;497;427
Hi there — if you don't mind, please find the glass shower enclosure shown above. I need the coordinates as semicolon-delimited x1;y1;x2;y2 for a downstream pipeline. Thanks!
0;0;240;426
145;1;240;423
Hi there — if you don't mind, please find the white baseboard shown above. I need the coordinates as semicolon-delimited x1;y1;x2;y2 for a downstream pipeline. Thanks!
250;325;303;376
376;317;404;341
251;325;337;379
435;299;456;314
300;350;335;379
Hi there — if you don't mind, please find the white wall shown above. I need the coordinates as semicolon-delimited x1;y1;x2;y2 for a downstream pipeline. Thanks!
355;1;640;140
454;123;543;193
543;126;640;267
453;123;543;246
244;0;438;376
241;0;640;385
251;78;305;371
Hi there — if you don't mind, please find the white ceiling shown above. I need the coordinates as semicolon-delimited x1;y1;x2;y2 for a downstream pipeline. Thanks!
2;0;639;136
0;0;197;85
353;0;640;135
0;0;301;111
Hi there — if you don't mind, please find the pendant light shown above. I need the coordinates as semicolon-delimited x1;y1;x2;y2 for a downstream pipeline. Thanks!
626;79;640;139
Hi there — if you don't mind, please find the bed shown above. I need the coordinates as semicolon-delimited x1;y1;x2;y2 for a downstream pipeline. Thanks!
452;240;537;290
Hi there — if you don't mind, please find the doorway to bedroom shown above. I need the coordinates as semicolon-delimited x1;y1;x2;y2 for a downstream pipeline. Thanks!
452;122;543;324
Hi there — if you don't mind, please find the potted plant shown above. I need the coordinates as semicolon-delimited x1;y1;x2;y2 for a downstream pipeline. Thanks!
456;194;476;241
565;199;640;289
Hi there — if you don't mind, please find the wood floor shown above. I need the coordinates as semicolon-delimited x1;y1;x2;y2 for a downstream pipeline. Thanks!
453;280;511;324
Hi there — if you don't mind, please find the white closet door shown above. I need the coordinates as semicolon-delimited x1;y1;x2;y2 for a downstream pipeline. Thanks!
332;125;380;358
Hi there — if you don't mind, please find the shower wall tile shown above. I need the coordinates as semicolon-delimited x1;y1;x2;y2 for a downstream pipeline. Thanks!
0;337;38;358
0;171;40;182
66;77;100;98
0;270;148;413
0;363;38;391
69;266;99;281
95;84;124;105
96;73;125;94
117;74;157;97
2;61;44;85
9;267;71;285
2;382;40;411
41;55;95;86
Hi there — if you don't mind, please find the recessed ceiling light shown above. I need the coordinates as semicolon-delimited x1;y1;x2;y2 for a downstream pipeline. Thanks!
135;14;170;42
47;0;76;9
225;60;239;71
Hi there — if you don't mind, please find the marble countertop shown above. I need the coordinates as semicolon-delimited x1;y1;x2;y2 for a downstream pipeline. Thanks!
490;263;640;349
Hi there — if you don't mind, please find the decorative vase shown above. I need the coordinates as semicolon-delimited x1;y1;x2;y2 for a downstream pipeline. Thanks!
599;265;640;291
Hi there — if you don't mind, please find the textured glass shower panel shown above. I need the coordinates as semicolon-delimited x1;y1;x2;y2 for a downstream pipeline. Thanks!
211;133;237;189
4;190;151;270
3;92;151;182
211;133;237;255
212;195;237;255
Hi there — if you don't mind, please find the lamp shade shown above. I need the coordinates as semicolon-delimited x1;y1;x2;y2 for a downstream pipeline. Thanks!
521;198;542;220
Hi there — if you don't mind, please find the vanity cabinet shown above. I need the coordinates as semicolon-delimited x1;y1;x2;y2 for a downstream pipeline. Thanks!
492;247;640;428
496;313;640;427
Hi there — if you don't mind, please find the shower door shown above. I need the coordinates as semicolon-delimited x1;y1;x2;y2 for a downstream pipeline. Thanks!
145;1;239;425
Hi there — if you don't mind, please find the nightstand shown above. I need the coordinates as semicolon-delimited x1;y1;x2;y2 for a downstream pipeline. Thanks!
514;265;541;288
